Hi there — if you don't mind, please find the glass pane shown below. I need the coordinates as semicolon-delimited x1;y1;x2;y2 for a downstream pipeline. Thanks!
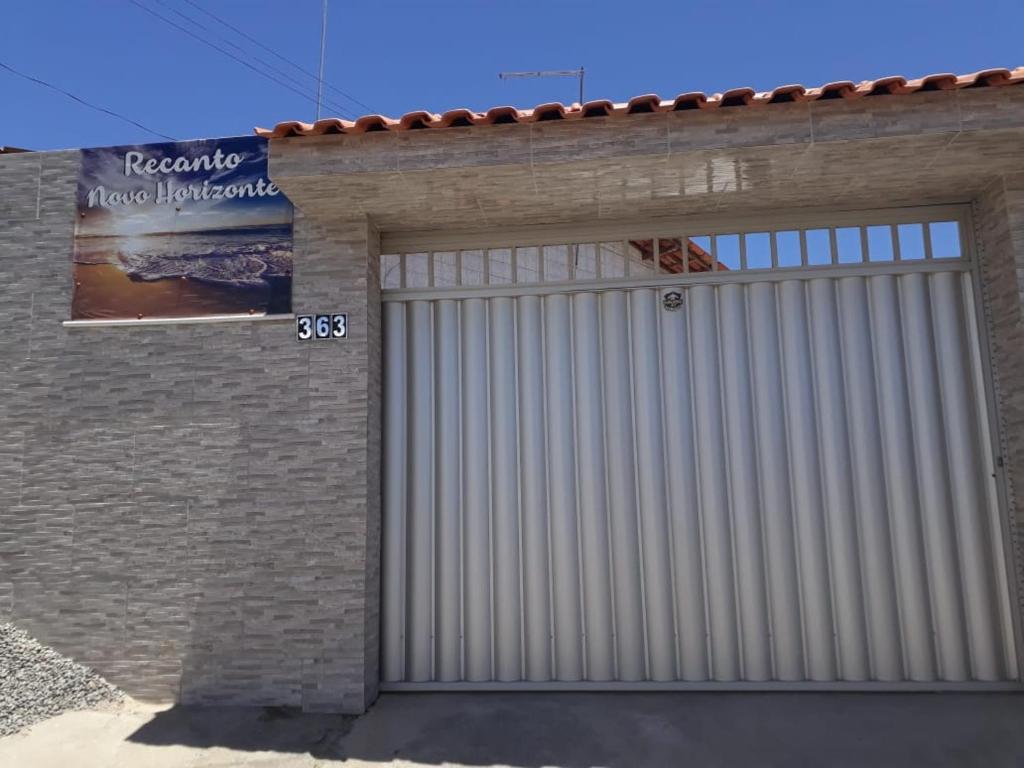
381;254;401;289
930;221;961;259
517;246;541;283
575;244;598;280
897;223;926;260
807;228;831;266
434;251;458;287
489;248;513;284
716;234;741;270
745;232;771;269
776;231;801;267
600;242;627;278
836;227;862;264
867;226;894;262
405;252;430;287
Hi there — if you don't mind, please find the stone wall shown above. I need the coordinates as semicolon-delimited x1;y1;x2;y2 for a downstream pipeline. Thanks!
974;174;1024;671
0;148;381;713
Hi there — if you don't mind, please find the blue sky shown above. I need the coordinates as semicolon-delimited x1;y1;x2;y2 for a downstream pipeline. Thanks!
3;0;1022;151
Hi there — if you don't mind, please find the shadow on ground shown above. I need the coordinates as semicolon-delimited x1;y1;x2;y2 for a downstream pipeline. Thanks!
127;704;355;758
125;692;1024;767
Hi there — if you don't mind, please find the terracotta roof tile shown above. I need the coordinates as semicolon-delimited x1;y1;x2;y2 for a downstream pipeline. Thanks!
398;110;437;130
256;66;1024;139
624;94;662;114
669;92;708;111
720;87;757;107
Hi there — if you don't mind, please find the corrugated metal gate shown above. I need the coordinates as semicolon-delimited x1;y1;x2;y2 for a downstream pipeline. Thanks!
380;213;1020;689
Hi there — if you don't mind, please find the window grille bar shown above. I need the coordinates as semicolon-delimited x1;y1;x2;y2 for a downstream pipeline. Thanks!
381;215;970;290
891;225;902;262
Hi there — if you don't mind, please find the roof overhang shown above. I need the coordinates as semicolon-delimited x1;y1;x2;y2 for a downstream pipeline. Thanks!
266;86;1024;234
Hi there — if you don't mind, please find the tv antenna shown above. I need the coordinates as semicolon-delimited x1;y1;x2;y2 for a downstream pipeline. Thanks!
498;67;586;104
315;0;328;120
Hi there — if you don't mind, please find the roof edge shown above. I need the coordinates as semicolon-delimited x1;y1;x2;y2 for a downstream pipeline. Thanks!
256;66;1024;139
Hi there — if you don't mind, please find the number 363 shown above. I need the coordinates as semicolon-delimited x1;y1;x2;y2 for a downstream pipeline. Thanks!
297;314;347;341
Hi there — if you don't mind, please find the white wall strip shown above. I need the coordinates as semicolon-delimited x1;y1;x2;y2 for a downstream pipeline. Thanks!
62;313;295;328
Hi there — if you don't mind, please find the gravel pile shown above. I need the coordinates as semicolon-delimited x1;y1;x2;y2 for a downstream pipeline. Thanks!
0;622;124;738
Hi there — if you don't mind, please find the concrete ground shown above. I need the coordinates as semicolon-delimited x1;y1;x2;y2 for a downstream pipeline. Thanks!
1;692;1023;767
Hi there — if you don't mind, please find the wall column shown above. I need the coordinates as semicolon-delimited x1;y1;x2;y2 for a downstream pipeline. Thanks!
291;212;382;712
973;173;1024;677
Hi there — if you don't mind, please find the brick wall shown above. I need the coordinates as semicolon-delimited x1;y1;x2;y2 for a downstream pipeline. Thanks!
0;149;382;713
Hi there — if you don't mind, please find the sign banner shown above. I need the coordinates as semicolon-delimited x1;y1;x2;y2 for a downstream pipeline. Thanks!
72;136;293;321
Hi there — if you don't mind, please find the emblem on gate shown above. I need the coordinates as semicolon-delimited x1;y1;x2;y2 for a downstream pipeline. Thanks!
663;291;684;311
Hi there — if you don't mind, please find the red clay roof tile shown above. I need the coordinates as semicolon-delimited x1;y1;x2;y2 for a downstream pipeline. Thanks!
256;66;1024;139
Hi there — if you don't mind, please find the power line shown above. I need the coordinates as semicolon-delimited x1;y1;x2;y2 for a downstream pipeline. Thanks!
126;0;349;117
148;0;356;119
0;60;177;141
179;0;376;114
125;0;356;119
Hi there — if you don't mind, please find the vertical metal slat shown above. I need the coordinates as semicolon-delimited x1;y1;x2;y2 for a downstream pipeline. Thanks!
601;290;646;681
489;297;522;680
630;288;678;681
689;284;741;680
434;300;462;681
461;298;492;680
836;276;904;681
544;294;583;681
778;280;836;681
900;273;970;681
382;302;408;682
868;275;937;681
808;278;870;680
516;296;553;681
406;301;435;681
572;292;615;680
718;283;771;681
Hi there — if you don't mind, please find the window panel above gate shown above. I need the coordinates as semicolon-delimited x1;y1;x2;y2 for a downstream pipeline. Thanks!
379;207;968;293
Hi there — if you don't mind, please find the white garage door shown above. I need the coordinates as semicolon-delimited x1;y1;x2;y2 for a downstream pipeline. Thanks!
379;212;1019;689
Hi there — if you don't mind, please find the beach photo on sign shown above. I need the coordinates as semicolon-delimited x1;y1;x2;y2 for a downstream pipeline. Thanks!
72;136;293;320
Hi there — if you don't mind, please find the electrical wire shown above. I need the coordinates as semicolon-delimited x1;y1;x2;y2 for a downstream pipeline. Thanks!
125;0;355;119
149;0;356;119
179;0;376;114
0;60;177;141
